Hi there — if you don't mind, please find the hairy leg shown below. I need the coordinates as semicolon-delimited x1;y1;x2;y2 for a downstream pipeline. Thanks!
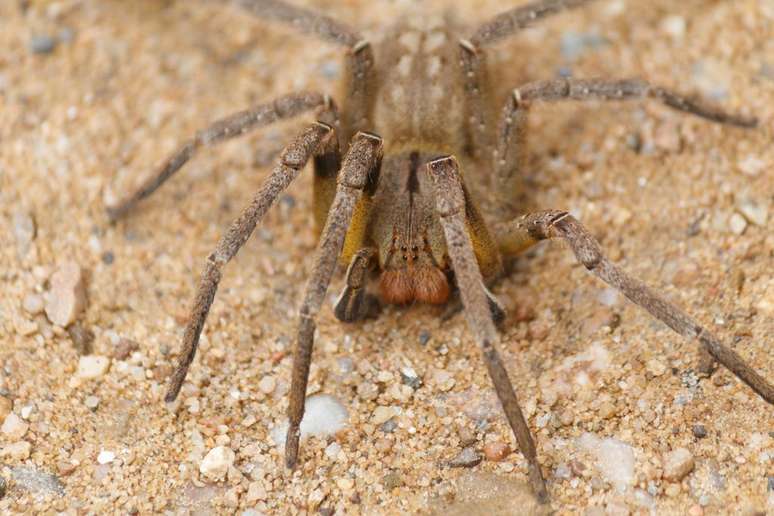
492;78;757;217
164;121;334;402
285;132;383;467
333;247;380;323
458;0;595;161
496;210;774;405
107;92;330;220
427;156;549;505
229;0;375;143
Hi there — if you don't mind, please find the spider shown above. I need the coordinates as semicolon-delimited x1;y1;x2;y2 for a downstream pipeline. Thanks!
107;0;774;506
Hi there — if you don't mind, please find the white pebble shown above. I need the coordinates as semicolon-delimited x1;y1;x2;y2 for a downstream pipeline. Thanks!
433;370;456;392
199;446;235;481
737;155;764;177
270;394;348;448
97;450;116;464
258;375;276;394
0;441;32;460
77;355;111;379
728;213;747;235
577;433;635;492
84;396;100;409
325;442;341;460
1;413;29;440
660;15;686;39
20;405;33;419
45;261;87;327
737;198;768;227
22;294;44;315
371;406;400;425
662;447;695;481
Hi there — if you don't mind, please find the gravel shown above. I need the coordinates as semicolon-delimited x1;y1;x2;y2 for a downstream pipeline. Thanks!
45;261;87;327
200;446;235;481
662;448;696;482
448;447;482;468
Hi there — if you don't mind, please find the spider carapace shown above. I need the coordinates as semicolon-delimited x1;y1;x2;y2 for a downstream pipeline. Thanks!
108;0;774;506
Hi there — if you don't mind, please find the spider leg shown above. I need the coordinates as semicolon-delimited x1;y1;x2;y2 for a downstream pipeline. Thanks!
496;210;774;405
230;0;375;142
470;0;596;47
333;247;381;323
164;121;335;402
107;92;331;221
459;0;595;169
231;0;360;47
427;156;549;505
286;132;383;468
491;78;757;217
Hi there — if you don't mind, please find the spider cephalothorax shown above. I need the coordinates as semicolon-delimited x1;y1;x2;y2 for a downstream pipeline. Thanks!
108;0;773;506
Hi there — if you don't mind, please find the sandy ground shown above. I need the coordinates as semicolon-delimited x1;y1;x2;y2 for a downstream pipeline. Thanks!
1;0;773;514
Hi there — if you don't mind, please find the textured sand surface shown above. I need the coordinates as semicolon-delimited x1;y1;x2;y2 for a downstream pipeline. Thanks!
1;0;773;514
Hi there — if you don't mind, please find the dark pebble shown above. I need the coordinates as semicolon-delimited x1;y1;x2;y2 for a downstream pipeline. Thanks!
380;419;397;433
448;447;482;468
113;338;139;361
101;251;114;265
30;35;57;54
692;424;708;439
318;507;334;516
383;472;403;490
400;368;422;390
418;330;430;346
68;323;94;355
0;476;5;499
768;477;774;492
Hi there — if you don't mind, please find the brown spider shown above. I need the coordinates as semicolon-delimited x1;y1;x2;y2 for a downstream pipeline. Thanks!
107;0;774;505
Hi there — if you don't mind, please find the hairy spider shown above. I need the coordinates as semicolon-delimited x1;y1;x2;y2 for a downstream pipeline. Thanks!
107;0;774;505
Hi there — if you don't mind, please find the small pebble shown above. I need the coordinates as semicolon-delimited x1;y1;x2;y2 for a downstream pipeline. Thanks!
76;355;111;380
97;450;115;465
737;198;768;227
12;211;36;255
0;441;32;460
399;366;422;389
200;446;235;481
270;394;348;447
29;35;57;54
646;358;667;377
84;396;100;410
767;477;774;492
357;381;378;401
662;447;695;481
113;338;139;360
737;155;764;177
483;441;510;461
325;442;341;460
101;251;114;265
22;293;44;315
372;406;399;425
0;396;12;423
433;370;455;392
1;413;29;440
728;213;747;235
418;330;431;346
448;447;482;468
382;472;403;490
68;323;94;355
258;375;276;394
692;424;707;439
0;476;5;499
245;481;267;503
45;261;87;327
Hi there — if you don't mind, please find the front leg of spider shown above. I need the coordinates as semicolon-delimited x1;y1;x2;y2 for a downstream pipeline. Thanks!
426;156;549;505
285;132;384;468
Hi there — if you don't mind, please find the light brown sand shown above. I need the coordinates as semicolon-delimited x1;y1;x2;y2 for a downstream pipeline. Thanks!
1;0;772;514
